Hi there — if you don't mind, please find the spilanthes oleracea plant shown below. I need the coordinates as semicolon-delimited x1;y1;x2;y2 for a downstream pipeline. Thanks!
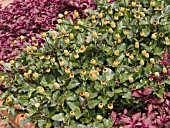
0;0;169;127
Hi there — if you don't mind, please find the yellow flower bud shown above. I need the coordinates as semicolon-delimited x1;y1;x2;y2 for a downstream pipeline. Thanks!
81;70;86;75
108;10;113;14
51;57;55;63
108;104;113;109
123;30;129;35
98;12;103;18
64;11;68;15
58;13;64;18
35;103;40;108
65;67;70;74
162;67;167;73
74;53;79;59
111;22;116;28
90;59;96;65
129;54;134;60
142;50;147;56
113;60;120;67
39;55;44;60
33;72;39;79
129;77;134;83
119;7;125;12
39;87;44;94
140;12;145;17
131;2;136;7
91;15;96;20
140;60;145;66
69;33;74;40
10;60;15;65
60;29;66;35
84;92;90;98
84;9;88;13
140;32;145;37
150;58;155;64
51;31;57;38
135;42;139;48
57;19;63;24
98;103;103;108
0;76;5;81
74;10;79;18
64;38;70;44
92;32;98;38
54;83;60;89
114;50;120;56
150;1;155;7
96;115;103;121
70;111;75;116
74;25;79;30
70;73;74;79
115;34;121;39
41;32;47;38
46;68;51;73
151;33;157;39
59;59;64;66
64;50;69;56
114;16;119;20
154;72;160;77
91;74;97;81
145;53;149;58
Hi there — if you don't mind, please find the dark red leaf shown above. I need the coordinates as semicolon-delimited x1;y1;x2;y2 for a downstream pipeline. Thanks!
132;90;142;97
143;87;153;95
111;111;117;122
132;112;141;122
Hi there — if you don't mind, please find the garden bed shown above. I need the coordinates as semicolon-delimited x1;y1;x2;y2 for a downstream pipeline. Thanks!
0;0;170;127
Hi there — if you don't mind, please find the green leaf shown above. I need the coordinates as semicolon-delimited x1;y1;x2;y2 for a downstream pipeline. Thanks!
154;47;164;56
117;43;126;52
122;92;132;99
142;28;150;37
103;118;114;127
67;101;82;119
119;73;129;83
67;79;80;89
15;62;22;68
115;88;122;93
87;99;100;109
38;120;47;128
2;63;11;70
51;113;65;121
20;117;31;128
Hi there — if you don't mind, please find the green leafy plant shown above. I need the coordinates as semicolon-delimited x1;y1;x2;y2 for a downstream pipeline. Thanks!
0;0;170;127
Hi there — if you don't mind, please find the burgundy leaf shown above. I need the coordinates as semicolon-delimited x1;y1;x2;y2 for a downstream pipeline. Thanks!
143;87;153;95
148;124;158;128
143;117;152;126
148;104;153;114
132;90;142;97
111;111;117;122
120;117;132;124
132;112;141;122
123;124;132;128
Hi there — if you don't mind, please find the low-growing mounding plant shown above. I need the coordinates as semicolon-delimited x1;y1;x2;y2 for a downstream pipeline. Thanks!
112;91;170;128
0;0;170;127
0;0;97;63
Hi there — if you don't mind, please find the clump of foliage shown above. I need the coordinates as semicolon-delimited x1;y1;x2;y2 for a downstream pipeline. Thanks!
0;0;97;63
0;0;170;127
112;91;170;128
